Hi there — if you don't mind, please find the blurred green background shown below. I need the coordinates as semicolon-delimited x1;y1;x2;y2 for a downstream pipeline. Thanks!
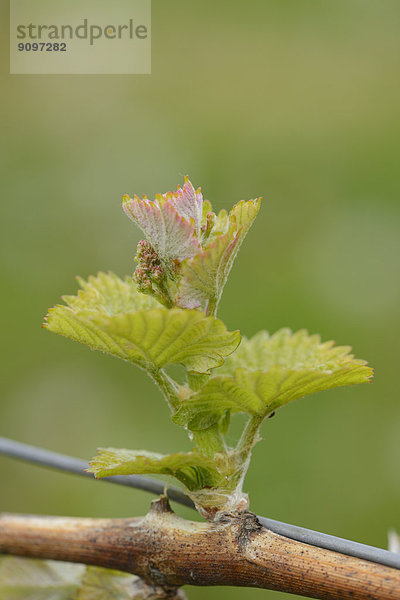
1;1;400;598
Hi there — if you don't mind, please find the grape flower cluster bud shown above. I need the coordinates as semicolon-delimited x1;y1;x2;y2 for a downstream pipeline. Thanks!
133;240;172;307
122;176;260;314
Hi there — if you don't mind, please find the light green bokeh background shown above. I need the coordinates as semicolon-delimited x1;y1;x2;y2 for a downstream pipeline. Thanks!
1;1;400;598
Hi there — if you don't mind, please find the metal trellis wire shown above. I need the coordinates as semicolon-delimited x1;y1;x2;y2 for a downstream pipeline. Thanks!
0;436;399;570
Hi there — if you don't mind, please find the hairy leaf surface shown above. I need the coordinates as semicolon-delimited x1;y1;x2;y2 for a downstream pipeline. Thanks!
88;448;224;491
122;186;201;263
44;272;240;374
173;329;373;430
61;271;158;313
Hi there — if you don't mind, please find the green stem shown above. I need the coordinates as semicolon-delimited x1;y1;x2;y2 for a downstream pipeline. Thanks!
152;370;227;458
235;414;264;473
155;279;174;309
193;426;227;459
205;296;218;318
150;369;180;412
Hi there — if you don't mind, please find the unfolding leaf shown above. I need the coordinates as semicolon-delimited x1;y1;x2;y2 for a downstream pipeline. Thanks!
88;448;224;491
122;188;201;264
173;329;373;431
177;198;261;311
176;226;239;310
169;176;203;238
44;272;240;374
0;556;138;600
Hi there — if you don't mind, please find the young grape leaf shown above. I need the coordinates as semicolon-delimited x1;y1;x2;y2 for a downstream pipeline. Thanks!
169;176;204;238
177;198;261;310
61;271;158;313
0;556;138;600
122;179;202;264
88;448;224;491
44;272;240;374
173;329;373;431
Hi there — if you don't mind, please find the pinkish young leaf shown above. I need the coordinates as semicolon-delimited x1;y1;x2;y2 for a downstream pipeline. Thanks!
122;193;201;264
169;176;203;238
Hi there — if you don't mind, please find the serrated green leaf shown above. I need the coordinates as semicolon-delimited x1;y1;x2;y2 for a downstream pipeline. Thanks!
44;272;240;374
173;329;373;431
176;199;261;311
88;448;224;491
61;271;158;313
0;556;137;600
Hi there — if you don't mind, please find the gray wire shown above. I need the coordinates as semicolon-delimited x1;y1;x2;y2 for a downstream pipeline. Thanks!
0;436;399;570
0;436;193;509
257;516;400;570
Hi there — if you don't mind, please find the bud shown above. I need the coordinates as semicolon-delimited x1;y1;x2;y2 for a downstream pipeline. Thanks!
133;241;172;307
123;177;261;315
134;268;153;294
